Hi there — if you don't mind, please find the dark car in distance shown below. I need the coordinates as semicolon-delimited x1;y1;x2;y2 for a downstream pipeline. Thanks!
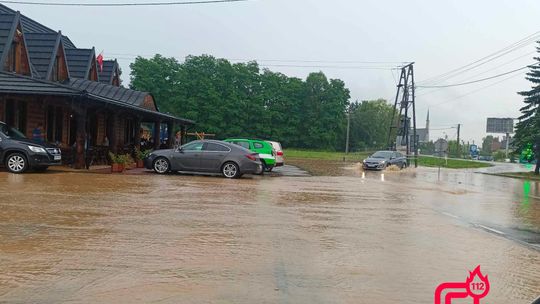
363;150;407;170
0;121;62;173
144;140;263;178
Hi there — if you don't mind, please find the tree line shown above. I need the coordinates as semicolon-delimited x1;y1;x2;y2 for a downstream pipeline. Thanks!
130;54;396;151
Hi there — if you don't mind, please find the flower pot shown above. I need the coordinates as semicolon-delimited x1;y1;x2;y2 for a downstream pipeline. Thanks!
137;160;144;168
111;163;124;173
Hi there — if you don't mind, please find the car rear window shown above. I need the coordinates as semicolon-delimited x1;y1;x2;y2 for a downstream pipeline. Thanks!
234;141;250;149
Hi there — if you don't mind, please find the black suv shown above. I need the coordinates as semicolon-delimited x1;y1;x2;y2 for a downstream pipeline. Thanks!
0;121;62;173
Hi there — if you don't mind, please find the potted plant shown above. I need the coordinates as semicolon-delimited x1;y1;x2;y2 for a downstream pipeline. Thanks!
109;152;127;173
125;154;136;170
135;148;151;168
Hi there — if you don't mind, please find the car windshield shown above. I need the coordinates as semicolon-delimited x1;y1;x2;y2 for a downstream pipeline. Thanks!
371;151;393;159
0;123;27;140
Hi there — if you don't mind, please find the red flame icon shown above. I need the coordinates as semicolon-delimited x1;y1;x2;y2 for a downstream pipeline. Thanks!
435;265;490;304
466;266;490;299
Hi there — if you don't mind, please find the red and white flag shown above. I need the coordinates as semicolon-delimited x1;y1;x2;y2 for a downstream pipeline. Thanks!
96;52;104;72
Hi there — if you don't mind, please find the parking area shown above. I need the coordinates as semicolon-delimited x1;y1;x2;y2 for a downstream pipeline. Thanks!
0;162;539;303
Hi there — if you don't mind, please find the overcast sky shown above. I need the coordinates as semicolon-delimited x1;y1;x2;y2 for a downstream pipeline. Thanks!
7;0;540;144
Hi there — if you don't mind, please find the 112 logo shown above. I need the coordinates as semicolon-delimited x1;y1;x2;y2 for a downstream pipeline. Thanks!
435;266;490;304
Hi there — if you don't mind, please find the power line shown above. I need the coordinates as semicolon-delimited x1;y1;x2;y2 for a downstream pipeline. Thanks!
417;63;535;88
416;50;536;97
0;0;248;6
258;64;396;70
418;31;540;85
108;54;403;70
106;52;407;65
430;70;527;108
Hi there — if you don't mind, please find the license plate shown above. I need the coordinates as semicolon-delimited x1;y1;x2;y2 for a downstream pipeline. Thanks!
54;155;61;161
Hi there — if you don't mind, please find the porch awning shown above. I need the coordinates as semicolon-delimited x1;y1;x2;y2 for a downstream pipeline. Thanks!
0;71;194;125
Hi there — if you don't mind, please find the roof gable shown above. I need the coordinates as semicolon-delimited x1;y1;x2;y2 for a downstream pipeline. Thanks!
0;5;77;50
65;47;95;80
98;59;119;85
0;13;33;77
25;32;59;79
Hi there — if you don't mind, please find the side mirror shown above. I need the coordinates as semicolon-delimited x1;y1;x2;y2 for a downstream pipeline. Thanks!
176;147;183;153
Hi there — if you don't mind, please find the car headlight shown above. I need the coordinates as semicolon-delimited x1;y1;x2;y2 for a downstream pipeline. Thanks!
28;146;46;153
363;159;366;163
380;160;386;164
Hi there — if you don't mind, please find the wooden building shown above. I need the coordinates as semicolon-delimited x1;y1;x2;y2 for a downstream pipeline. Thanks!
0;5;193;169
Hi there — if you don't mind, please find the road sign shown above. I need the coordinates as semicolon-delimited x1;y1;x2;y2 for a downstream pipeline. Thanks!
470;144;479;158
486;118;514;134
435;138;448;157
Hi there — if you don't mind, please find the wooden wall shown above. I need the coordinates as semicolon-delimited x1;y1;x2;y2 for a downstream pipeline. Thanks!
96;113;106;145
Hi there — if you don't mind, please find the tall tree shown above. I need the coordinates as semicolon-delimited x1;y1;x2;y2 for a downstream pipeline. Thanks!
515;44;540;174
130;55;352;150
349;99;396;151
481;135;494;155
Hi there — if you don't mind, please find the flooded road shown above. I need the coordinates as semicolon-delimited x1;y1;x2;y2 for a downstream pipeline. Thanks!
0;163;539;303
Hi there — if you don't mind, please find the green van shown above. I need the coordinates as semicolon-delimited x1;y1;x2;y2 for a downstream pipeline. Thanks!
224;139;276;171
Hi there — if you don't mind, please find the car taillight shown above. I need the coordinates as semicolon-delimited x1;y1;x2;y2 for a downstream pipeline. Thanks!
277;151;283;156
246;154;257;161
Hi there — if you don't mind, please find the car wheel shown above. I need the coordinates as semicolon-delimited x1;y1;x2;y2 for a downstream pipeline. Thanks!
222;162;240;178
257;160;266;175
265;166;274;172
153;157;170;174
6;153;28;174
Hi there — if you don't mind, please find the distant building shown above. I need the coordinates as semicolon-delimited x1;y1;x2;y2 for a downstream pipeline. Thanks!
396;110;430;148
416;110;430;143
491;137;501;151
500;135;514;150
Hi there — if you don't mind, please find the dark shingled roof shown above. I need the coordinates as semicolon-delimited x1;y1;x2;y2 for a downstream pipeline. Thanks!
98;60;117;84
65;48;94;79
62;36;75;49
0;71;77;95
25;32;60;79
0;4;76;49
66;78;193;124
0;14;16;59
68;78;148;108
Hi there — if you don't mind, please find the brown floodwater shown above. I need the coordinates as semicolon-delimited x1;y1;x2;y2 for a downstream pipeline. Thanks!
0;163;539;303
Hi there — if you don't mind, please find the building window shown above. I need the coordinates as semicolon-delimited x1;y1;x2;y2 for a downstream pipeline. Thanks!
124;119;135;144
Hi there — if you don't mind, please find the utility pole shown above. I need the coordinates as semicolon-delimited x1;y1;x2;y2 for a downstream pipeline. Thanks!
456;124;461;158
505;132;510;158
387;63;418;167
345;103;352;154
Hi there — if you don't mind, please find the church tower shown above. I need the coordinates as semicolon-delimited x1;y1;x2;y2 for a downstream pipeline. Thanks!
426;109;430;142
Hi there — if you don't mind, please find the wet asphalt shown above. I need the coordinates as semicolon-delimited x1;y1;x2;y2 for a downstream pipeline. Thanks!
0;161;539;303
